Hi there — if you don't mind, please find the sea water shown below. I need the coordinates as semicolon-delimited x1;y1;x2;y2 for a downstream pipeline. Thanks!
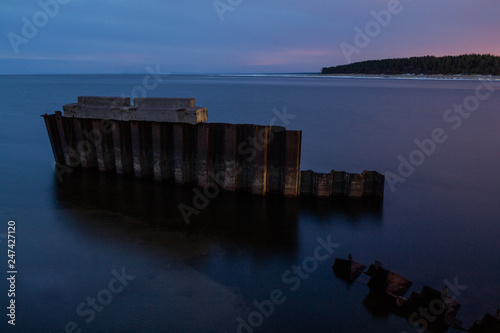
0;74;499;332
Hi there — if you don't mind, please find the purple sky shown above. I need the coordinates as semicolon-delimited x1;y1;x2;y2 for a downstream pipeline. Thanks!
1;0;500;74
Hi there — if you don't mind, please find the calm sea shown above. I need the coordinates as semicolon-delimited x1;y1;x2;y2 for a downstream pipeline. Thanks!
0;74;499;333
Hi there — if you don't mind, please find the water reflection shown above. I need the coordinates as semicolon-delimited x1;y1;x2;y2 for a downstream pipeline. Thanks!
53;170;383;255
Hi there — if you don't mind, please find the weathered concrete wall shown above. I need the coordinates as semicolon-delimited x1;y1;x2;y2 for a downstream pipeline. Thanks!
43;96;385;199
63;96;208;124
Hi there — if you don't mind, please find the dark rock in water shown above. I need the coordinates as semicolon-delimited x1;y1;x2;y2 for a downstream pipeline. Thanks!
363;286;465;332
469;311;500;333
403;286;461;317
400;286;463;330
365;263;413;297
332;258;482;332
332;257;366;282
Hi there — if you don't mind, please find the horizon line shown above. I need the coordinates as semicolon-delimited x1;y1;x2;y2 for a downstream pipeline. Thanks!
0;72;322;76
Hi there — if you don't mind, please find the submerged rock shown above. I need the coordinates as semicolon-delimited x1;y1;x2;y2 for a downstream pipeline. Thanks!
469;310;500;333
332;255;366;282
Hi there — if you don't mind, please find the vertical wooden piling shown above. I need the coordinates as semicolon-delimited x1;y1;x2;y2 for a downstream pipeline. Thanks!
331;171;348;196
91;119;106;171
140;122;153;178
251;125;269;195
101;120;116;172
43;115;64;165
112;121;124;174
130;121;142;177
162;123;175;182
300;170;313;196
283;130;301;197
73;119;89;169
55;114;71;166
237;124;255;192
173;123;186;184
362;171;385;198
223;124;238;192
196;123;210;188
267;126;286;194
152;122;163;181
348;173;365;197
315;173;332;198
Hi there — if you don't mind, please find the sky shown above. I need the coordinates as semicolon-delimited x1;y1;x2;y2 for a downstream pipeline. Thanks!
1;0;500;74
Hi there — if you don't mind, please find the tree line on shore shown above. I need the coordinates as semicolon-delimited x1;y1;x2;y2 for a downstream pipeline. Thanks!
321;54;500;75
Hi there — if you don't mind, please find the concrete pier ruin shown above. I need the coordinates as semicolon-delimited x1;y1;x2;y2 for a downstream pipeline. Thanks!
42;96;385;199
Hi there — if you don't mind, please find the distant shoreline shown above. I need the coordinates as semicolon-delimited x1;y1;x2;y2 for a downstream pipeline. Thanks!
319;73;500;81
321;55;500;78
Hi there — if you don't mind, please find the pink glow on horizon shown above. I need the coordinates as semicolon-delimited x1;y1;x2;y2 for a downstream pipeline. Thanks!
247;48;337;67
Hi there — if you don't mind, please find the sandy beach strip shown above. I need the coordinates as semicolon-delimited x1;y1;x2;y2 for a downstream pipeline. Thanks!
320;73;500;81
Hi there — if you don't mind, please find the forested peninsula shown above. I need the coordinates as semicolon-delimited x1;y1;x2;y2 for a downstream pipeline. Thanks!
321;54;500;75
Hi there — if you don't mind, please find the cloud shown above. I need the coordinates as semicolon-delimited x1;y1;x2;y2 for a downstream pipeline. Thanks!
1;0;499;73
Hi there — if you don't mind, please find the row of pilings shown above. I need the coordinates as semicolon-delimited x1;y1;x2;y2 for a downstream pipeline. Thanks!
43;113;384;198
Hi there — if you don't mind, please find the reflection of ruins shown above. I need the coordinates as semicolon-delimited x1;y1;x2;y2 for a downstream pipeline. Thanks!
53;170;383;256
